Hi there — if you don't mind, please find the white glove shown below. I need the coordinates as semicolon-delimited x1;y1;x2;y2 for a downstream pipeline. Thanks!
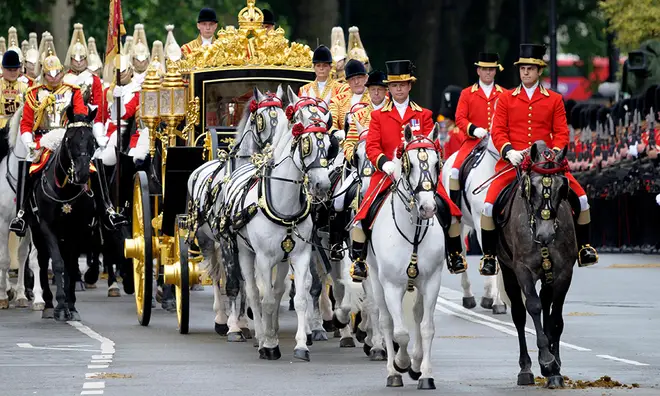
473;127;488;139
382;161;396;175
656;194;660;206
95;135;109;148
113;85;123;98
506;149;524;166
628;144;638;157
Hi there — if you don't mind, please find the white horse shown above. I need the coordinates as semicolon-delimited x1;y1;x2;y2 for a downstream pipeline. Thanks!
222;86;333;361
0;107;43;310
440;135;507;314
367;124;445;389
187;86;287;340
331;120;387;360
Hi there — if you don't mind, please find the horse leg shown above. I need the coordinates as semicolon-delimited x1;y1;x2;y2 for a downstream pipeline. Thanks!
363;280;386;360
254;254;279;359
305;257;324;344
66;249;81;321
106;256;120;297
212;279;229;336
409;284;424;380
500;265;534;385
369;264;401;386
291;247;312;361
545;277;571;389
32;228;54;317
40;222;69;321
416;268;443;389
381;279;411;373
238;249;264;354
28;239;45;311
0;265;8;309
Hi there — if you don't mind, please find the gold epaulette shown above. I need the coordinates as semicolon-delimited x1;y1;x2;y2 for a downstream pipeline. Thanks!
495;84;504;93
511;85;522;96
539;85;550;96
410;101;423;112
471;83;479;93
62;82;81;90
382;100;393;112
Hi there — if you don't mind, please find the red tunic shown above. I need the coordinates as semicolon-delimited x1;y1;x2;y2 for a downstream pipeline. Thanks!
452;83;505;171
106;89;141;148
485;84;584;204
20;83;88;143
90;74;105;124
443;126;465;159
354;100;461;225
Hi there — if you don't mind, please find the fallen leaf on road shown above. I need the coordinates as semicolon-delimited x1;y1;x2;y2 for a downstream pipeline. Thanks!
88;373;133;379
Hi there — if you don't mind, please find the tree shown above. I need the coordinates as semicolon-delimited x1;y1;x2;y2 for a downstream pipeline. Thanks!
600;0;660;51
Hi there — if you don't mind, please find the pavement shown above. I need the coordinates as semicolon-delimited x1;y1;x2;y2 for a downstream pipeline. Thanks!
1;254;659;396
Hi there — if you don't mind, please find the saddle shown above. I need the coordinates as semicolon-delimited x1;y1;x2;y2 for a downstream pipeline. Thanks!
494;179;519;229
362;189;390;230
457;138;489;211
342;181;359;213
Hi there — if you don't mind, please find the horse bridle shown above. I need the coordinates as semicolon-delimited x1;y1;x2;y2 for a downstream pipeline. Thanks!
397;135;442;198
56;121;94;186
519;149;569;244
232;95;283;157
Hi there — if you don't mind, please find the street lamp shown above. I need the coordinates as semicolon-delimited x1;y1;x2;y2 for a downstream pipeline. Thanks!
140;64;162;158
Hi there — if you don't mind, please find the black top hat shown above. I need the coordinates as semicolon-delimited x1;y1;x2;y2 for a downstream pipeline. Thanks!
365;70;387;87
198;8;218;23
384;60;416;83
312;45;333;64
262;9;276;26
2;50;21;69
514;44;547;67
474;52;503;71
344;59;367;80
438;85;462;120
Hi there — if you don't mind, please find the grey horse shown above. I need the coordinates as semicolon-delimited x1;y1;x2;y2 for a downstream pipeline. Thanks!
496;140;577;389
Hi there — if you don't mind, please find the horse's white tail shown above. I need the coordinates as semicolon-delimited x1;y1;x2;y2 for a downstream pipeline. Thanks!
8;104;23;149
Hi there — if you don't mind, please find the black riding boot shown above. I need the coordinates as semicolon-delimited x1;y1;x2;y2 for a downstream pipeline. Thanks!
92;159;128;229
576;223;598;266
349;241;368;283
445;232;467;274
479;228;499;276
9;160;31;237
449;188;461;208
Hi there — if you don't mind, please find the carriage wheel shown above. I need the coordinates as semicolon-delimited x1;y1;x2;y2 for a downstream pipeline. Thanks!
174;218;190;334
124;171;153;326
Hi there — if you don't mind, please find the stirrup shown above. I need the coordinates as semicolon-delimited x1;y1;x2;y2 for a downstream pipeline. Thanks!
578;244;598;267
9;214;27;237
349;259;368;282
479;254;499;276
448;252;468;274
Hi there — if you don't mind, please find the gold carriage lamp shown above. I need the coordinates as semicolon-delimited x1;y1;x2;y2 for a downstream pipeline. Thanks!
160;59;187;143
140;64;162;157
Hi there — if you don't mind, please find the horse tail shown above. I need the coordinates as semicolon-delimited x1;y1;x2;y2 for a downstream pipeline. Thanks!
496;271;511;308
8;103;23;150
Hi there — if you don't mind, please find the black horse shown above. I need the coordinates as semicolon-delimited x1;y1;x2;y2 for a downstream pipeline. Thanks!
497;141;578;389
29;106;100;321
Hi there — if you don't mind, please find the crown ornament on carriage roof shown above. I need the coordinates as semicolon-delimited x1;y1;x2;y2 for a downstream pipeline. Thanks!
176;0;313;72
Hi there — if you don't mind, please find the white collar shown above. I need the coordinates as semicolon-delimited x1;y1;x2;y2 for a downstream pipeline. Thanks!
316;79;327;87
523;81;539;100
479;80;494;98
394;97;409;118
372;99;385;110
201;37;213;46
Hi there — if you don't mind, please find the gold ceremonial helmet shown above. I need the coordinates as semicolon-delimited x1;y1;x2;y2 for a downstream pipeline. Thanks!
7;27;23;63
346;26;369;70
43;52;64;78
131;24;150;62
87;37;103;73
66;23;88;66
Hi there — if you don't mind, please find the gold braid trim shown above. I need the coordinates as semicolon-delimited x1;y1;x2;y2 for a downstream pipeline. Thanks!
32;93;56;132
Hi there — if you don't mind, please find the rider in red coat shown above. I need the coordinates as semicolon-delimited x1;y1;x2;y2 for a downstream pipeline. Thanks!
350;60;466;282
478;44;598;276
449;53;506;206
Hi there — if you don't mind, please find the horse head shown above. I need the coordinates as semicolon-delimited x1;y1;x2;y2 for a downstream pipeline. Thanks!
286;86;332;131
64;104;97;185
249;85;287;146
396;122;442;220
520;140;570;246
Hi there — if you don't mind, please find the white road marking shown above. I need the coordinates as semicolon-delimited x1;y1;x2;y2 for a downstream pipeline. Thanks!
90;359;112;363
83;382;105;389
437;286;650;366
88;364;109;369
16;343;100;352
596;355;649;366
81;391;104;395
68;321;115;354
66;321;115;396
92;355;112;359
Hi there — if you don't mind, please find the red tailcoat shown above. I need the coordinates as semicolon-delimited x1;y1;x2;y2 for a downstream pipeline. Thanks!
354;100;461;225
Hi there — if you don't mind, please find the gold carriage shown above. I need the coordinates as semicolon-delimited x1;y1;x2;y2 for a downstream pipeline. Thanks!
123;0;315;334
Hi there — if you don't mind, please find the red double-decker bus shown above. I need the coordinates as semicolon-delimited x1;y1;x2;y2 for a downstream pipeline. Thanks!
541;54;626;101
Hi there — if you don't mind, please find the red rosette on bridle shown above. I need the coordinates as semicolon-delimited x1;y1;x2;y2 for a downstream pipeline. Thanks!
249;100;258;113
292;123;305;136
395;141;406;159
285;105;295;121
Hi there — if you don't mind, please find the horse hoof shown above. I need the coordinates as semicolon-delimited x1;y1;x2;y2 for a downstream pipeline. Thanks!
370;348;387;361
241;327;252;339
85;283;97;289
54;309;70;322
108;288;121;297
312;329;327;341
215;323;229;336
247;307;253;320
0;299;8;309
386;375;403;387
258;348;265;359
322;319;335;332
42;308;54;319
306;333;313;346
253;339;259;348
517;371;535;386
32;302;45;311
363;343;372;356
393;360;410;374
16;298;30;308
408;368;422;381
263;346;281;360
288;299;295;311
355;328;367;343
480;297;494;309
545;375;565;389
333;329;341;338
161;299;176;312
492;303;507;315
462;296;477;309
293;348;310;362
69;310;81;321
332;312;348;329
7;289;14;301
393;341;400;353
227;331;246;342
417;378;436;390
339;337;355;348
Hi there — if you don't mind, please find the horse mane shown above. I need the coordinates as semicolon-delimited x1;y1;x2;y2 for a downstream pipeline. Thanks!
273;125;294;160
233;96;255;146
7;104;23;149
39;129;67;151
